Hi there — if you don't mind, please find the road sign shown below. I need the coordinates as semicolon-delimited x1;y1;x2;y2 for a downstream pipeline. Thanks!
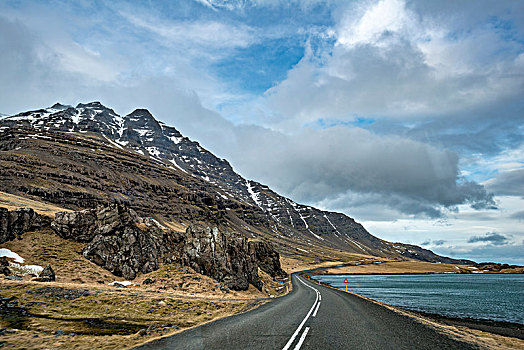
344;278;348;283
344;278;348;291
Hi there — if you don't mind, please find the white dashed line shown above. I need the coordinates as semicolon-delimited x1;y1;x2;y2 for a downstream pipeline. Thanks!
282;277;320;350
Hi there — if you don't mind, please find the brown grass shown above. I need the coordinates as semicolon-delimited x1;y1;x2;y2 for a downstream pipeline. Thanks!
0;281;260;350
1;230;116;285
0;191;70;217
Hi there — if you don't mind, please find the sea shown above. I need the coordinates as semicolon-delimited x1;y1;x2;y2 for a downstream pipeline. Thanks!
313;274;524;324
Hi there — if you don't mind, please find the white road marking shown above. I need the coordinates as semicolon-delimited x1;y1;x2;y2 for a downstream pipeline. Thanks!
294;327;310;350
319;294;321;301
312;302;320;317
282;277;320;350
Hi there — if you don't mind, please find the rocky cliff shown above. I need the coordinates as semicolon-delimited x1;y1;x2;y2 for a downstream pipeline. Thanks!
183;225;261;290
51;204;284;289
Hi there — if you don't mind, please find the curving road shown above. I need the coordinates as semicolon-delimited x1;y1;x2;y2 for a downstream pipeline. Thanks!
134;274;477;350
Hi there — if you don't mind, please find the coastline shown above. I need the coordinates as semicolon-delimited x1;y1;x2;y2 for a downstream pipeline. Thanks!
307;272;524;342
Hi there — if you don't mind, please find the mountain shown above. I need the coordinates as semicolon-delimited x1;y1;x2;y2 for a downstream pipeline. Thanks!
0;101;472;265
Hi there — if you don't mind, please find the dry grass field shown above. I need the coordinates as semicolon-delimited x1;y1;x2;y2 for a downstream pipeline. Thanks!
0;191;71;217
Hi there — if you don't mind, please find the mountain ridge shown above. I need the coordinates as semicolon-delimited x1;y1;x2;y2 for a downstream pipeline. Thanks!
0;101;473;265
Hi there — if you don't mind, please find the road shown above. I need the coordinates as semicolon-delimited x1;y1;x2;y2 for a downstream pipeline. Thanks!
134;274;477;350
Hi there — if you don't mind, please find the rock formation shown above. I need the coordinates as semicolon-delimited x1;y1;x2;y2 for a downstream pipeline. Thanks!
182;225;261;291
50;204;286;290
52;205;141;243
0;207;50;243
251;240;286;278
53;204;183;280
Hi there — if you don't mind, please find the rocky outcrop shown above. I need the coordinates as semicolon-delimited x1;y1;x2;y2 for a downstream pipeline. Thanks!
83;218;181;280
251;240;286;278
52;204;183;280
52;205;139;242
0;207;51;243
182;225;261;291
50;204;285;290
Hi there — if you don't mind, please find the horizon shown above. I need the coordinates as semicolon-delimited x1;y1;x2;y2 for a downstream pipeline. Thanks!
1;0;523;265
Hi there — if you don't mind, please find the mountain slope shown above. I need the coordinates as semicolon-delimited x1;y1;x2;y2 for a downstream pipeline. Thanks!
0;102;472;265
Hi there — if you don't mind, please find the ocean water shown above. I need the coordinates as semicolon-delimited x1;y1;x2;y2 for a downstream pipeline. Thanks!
313;274;524;324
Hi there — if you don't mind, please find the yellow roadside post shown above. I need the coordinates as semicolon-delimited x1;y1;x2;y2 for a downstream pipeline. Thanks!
344;278;349;292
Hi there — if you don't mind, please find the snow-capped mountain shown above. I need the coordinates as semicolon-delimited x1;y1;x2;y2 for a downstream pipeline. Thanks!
0;102;472;264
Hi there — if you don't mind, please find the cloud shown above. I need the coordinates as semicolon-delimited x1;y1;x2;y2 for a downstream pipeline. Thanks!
510;211;524;221
337;0;414;48
468;232;509;245
225;125;495;218
192;0;247;11
421;239;445;246
435;242;524;265
120;12;256;51
0;13;496;219
264;0;524;136
485;169;524;197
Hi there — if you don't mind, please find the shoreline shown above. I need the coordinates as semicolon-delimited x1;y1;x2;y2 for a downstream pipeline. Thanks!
412;310;524;340
307;273;524;341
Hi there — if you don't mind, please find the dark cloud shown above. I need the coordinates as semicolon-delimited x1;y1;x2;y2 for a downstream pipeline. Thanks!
421;239;445;246
228;126;495;217
468;232;509;245
486;169;524;197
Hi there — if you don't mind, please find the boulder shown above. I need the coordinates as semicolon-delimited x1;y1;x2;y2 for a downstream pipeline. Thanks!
0;207;51;243
34;264;55;282
182;225;261;291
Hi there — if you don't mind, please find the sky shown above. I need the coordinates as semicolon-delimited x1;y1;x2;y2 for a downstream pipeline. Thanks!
1;0;523;264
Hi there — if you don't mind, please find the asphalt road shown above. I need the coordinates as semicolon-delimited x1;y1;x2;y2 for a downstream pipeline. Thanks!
135;274;478;350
